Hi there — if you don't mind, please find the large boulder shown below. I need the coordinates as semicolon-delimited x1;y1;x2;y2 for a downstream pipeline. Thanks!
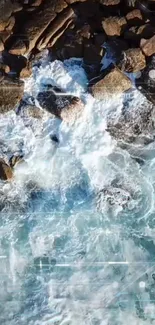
0;158;13;181
119;48;146;72
140;35;155;56
102;16;127;37
9;0;68;55
91;65;132;99
0;75;24;113
37;86;84;122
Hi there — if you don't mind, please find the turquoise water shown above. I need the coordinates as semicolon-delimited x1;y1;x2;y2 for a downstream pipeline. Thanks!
1;59;155;324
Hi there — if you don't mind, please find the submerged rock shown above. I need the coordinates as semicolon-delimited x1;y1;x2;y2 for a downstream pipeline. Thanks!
37;86;84;123
0;158;13;181
9;154;24;168
91;65;132;99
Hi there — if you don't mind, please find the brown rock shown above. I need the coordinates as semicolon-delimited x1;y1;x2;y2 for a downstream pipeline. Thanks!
120;48;146;72
31;0;44;6
66;0;87;3
102;16;127;37
60;98;84;124
9;154;24;168
0;63;10;73
11;0;68;55
37;7;75;50
9;39;27;56
91;66;132;99
0;159;13;181
6;16;15;31
0;76;24;113
0;31;12;43
0;39;4;52
0;0;14;32
99;0;120;5
126;9;143;24
140;35;155;56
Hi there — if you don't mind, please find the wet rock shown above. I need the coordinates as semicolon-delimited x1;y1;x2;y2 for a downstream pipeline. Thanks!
6;16;15;31
0;63;10;74
60;97;84;124
140;35;155;56
105;39;128;63
0;39;4;52
19;104;44;119
119;48;146;72
136;55;155;104
9;154;24;168
126;9;143;25
78;24;91;39
91;65;132;99
99;0;120;5
0;76;24;113
0;158;13;181
66;0;87;3
9;39;27;56
37;86;84;122
107;89;155;144
10;0;68;55
102;16;127;37
2;52;27;77
50;135;59;143
94;33;106;46
0;0;14;32
37;7;75;50
124;24;155;46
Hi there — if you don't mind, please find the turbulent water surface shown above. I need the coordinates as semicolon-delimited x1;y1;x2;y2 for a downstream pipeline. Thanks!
1;58;155;325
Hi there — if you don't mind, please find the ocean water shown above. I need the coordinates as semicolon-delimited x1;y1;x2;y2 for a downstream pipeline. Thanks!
1;58;155;324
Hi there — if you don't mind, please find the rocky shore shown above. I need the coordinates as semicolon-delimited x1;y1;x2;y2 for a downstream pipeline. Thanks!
1;0;155;180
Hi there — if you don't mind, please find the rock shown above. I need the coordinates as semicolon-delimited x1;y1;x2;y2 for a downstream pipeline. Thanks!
126;9;143;25
120;48;146;72
5;16;15;31
19;104;44;119
105;39;128;63
9;38;27;56
50;135;59;143
66;0;87;3
2;52;27;77
83;41;104;65
0;39;4;52
140;35;155;56
102;16;127;37
99;0;120;5
107;89;155;144
0;63;10;73
31;0;44;6
0;30;12;43
0;76;24;113
10;0;68;55
37;86;84;121
9;154;24;168
0;158;13;180
37;7;75;50
91;65;132;99
0;0;14;32
60;97;84;124
136;55;155;104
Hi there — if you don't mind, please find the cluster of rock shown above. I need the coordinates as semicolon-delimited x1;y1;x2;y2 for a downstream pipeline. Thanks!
0;0;155;107
1;0;155;180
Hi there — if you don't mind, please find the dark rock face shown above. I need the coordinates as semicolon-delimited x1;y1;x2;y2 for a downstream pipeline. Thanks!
0;75;24;113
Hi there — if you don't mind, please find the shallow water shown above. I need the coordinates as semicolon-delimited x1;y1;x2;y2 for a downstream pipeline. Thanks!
1;58;155;324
